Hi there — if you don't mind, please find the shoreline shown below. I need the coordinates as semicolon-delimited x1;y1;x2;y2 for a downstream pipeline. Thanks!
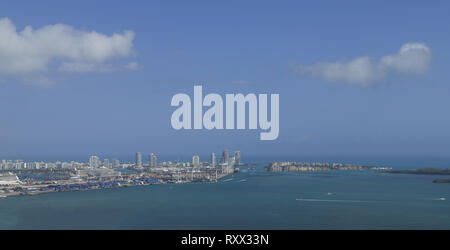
1;171;233;199
0;179;226;199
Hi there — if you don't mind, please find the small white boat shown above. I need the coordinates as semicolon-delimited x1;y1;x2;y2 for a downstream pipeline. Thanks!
438;197;446;201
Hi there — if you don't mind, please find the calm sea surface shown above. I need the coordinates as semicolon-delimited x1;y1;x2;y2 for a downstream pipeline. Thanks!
0;157;449;229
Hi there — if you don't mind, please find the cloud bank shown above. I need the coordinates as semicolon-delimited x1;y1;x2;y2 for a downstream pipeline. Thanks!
297;43;431;86
0;17;136;77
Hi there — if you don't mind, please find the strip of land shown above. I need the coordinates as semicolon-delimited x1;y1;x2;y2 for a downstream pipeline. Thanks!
382;168;450;175
382;168;450;184
432;179;450;183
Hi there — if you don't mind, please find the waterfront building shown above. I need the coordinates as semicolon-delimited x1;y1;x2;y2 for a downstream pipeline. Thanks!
77;168;121;178
229;156;235;167
222;150;229;164
61;162;72;169
234;151;241;165
192;155;200;167
0;172;21;186
112;158;120;168
89;155;100;168
149;153;157;168
211;152;216;168
136;152;142;168
103;158;110;168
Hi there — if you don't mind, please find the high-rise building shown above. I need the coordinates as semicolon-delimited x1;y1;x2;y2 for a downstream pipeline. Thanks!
149;153;157;168
89;155;100;168
229;156;235;167
211;152;216;168
103;158;110;168
234;151;241;165
222;150;229;164
192;155;200;167
112;158;120;168
136;152;142;168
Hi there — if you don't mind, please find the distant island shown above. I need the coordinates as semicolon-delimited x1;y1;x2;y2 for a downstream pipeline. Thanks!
432;179;450;183
382;168;450;184
383;168;450;175
266;161;390;172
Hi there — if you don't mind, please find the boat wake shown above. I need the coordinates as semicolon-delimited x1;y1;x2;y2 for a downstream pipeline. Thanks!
222;178;233;182
296;198;373;203
236;179;247;182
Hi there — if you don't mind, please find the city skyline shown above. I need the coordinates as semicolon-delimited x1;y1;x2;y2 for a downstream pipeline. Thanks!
0;149;241;170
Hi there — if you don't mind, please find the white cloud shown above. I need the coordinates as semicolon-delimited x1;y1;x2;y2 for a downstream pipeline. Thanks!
58;62;114;73
380;43;431;74
59;61;140;73
297;42;431;86
0;17;136;77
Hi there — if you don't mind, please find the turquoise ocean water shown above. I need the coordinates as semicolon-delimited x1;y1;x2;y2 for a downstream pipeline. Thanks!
0;157;449;229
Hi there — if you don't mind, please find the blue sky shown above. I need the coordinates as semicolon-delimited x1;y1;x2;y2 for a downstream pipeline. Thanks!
1;0;450;159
